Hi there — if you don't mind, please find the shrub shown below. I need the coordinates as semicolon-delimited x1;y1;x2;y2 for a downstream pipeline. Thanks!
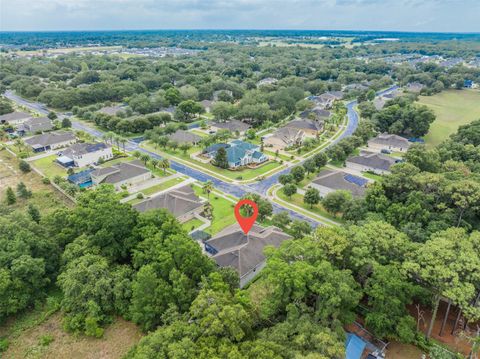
19;160;31;173
136;193;144;199
0;338;9;352
42;177;51;184
39;334;54;346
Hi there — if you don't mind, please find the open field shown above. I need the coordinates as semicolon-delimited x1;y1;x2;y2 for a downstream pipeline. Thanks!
418;89;480;148
0;149;70;212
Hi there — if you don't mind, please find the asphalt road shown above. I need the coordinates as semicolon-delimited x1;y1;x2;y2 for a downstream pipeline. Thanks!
4;85;398;227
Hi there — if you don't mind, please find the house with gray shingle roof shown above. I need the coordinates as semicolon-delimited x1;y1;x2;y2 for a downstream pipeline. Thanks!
210;119;251;135
133;185;205;223
168;129;202;145
346;153;398;174
285;118;324;137
310;169;368;197
59;142;113;167
204;223;292;287
17;117;53;134
91;160;151;190
0;111;32;125
368;133;411;153
24;131;76;152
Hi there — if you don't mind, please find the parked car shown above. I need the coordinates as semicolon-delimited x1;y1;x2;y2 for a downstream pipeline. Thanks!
381;149;392;154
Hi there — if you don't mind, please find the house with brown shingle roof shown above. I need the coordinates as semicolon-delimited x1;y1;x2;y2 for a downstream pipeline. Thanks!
263;127;305;151
204;223;292;287
168;129;202;145
133;185;205;223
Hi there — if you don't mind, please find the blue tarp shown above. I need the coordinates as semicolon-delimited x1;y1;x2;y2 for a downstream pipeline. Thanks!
345;334;367;359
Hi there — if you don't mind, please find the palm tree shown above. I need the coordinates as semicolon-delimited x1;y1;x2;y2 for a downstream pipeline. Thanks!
140;153;151;165
202;180;214;200
180;142;192;155
149;158;159;171
113;134;121;150
159;158;170;175
133;150;142;159
119;137;127;153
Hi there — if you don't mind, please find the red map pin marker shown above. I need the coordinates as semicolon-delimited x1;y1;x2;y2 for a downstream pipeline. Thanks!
234;199;258;235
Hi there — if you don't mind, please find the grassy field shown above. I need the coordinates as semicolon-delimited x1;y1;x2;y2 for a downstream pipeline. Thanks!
192;185;236;234
31;155;67;179
182;218;204;232
418;89;480;148
0;149;71;212
141;177;185;196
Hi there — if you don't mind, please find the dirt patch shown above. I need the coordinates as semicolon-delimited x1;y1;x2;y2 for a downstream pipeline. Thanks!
386;342;425;359
3;313;142;359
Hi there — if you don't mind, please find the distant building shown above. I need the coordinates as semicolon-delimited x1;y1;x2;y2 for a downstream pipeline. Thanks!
210;119;251;135
368;133;411;153
464;80;474;88
346;153;398;174
133;185;205;223
97;105;125;116
299;107;331;121
204;223;292;287
373;97;386;110
263;127;305;151
285;118;324;137
17;117;53;134
310;169;368;197
90;160;151;190
58;142;113;167
200;100;213;113
24;131;76;152
0;111;32;125
168;129;202;145
406;82;425;93
257;77;278;87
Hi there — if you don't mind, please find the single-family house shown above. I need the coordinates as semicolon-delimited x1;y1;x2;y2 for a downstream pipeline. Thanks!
406;82;425;93
310;169;368;197
204;223;292;287
373;97;386;110
368;133;411;153
210;119;251;135
299;107;331;121
326;91;345;100
285;118;324;137
168;129;202;145
97;105;125;116
205;140;268;168
0;111;32;125
307;93;336;109
346;153;398;174
263;127;305;151
133;185;205;223
58;142;113;167
24;131;77;152
90;160;151;190
17;117;53;134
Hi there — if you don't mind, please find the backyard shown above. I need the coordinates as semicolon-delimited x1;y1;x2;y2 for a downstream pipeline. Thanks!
31;155;68;179
418;89;480;147
140;176;186;196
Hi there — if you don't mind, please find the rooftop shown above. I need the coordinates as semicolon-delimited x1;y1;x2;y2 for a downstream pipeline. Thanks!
210;119;251;133
24;131;76;147
61;142;110;158
285;118;324;132
91;160;149;185
0;111;32;124
347;153;397;171
168;129;202;144
369;133;411;149
312;169;368;197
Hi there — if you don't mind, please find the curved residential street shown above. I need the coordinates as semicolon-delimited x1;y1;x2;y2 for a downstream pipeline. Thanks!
4;86;398;227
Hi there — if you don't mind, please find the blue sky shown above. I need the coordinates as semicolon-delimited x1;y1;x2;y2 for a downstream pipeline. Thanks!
1;0;479;32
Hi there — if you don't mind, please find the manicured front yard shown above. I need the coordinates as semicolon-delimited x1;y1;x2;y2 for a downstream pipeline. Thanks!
31;155;67;178
143;141;284;181
418;89;480;148
141;177;185;196
362;171;384;182
192;184;236;235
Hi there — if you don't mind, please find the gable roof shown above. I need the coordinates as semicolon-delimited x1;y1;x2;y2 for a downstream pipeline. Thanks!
0;111;31;124
91;160;149;184
226;140;260;163
285;119;324;132
271;127;304;144
299;108;331;119
312;169;367;197
211;119;250;133
133;185;204;217
20;117;53;132
24;131;76;148
205;223;291;278
347;153;397;171
369;133;411;149
61;142;110;158
97;105;124;116
168;129;202;144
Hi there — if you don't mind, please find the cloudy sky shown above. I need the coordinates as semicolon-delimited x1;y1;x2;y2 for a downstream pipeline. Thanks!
1;0;479;32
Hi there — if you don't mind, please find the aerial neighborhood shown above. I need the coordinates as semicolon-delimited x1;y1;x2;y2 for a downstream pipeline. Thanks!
1;26;480;359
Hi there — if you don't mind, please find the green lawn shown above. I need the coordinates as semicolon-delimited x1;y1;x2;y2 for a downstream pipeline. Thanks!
182;218;204;232
31;155;67;178
143;141;284;181
277;189;344;223
192;185;236;235
418;89;480;148
362;171;384;182
141;177;185;196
